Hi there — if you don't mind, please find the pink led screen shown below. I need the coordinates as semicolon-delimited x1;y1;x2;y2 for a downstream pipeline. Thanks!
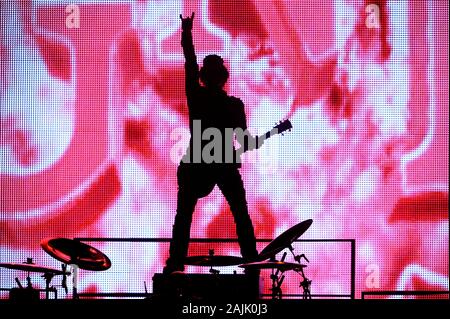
0;0;448;299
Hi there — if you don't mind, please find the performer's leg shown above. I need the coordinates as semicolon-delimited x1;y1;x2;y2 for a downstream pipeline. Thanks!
164;169;198;274
217;168;258;262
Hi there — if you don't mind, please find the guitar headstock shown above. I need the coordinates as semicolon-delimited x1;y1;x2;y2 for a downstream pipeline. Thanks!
273;119;292;135
259;119;293;142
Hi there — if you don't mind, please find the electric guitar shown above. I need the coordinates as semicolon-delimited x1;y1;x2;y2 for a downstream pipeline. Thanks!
237;119;292;153
180;119;293;198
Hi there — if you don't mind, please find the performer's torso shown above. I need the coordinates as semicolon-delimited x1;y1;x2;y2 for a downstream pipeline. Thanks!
183;87;245;166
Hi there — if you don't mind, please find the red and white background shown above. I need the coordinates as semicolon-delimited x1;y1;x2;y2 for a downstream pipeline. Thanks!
0;0;448;299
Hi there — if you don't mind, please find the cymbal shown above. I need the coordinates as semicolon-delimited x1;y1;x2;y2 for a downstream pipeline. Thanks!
184;255;244;266
40;238;111;271
0;262;68;275
239;261;306;271
258;219;313;261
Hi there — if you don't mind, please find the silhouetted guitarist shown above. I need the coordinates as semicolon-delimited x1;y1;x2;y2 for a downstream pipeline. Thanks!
164;13;262;274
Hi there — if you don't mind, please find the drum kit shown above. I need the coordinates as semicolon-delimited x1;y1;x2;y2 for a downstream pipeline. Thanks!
0;238;111;300
183;219;313;299
1;219;313;300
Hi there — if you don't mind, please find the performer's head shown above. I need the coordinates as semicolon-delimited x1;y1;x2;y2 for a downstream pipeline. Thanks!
200;54;229;89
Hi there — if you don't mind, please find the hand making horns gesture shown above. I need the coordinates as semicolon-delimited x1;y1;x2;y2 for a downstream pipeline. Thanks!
180;12;195;31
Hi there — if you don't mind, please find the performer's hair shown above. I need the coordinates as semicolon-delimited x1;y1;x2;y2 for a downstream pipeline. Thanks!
200;54;229;87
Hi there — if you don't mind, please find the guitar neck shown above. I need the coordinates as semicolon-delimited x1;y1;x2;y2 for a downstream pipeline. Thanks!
259;128;278;141
240;120;291;153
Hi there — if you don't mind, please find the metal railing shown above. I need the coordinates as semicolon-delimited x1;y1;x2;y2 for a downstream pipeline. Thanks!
73;237;356;299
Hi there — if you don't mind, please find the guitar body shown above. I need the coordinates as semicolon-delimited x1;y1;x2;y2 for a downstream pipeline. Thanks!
177;163;219;198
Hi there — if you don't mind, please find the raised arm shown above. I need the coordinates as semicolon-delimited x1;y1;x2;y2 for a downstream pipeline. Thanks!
180;13;200;96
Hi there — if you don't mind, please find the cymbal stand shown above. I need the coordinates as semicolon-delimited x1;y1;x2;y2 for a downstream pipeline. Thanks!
208;249;220;275
299;267;311;299
23;258;34;292
288;245;312;299
66;255;80;299
269;252;287;299
269;269;285;299
209;267;220;275
41;272;57;299
70;263;79;299
61;264;69;296
25;272;33;289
